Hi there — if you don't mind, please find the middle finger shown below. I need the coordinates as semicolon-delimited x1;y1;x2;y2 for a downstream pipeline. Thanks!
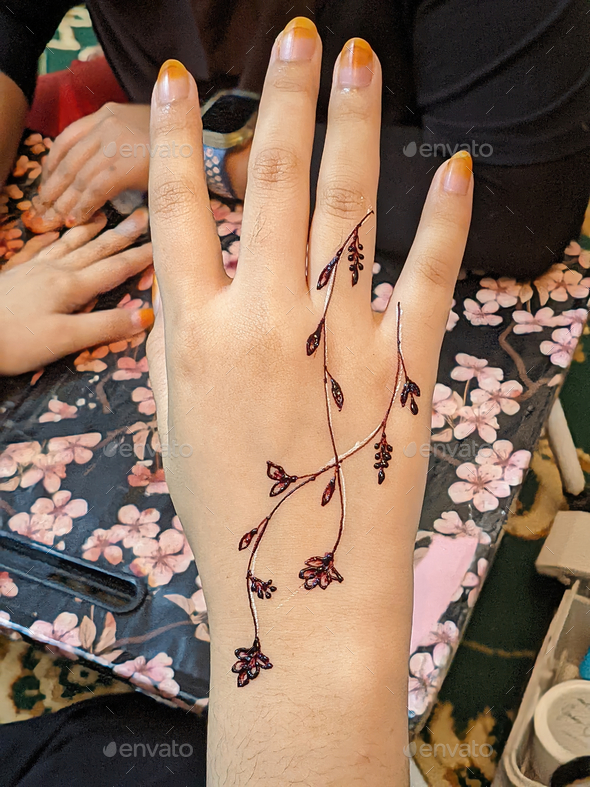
309;39;381;319
235;17;322;300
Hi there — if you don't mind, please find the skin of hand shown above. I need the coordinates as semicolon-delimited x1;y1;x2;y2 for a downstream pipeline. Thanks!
0;208;154;375
146;19;472;787
0;73;28;188
35;103;150;228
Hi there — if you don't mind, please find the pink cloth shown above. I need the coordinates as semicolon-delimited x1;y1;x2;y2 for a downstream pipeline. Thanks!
411;533;479;654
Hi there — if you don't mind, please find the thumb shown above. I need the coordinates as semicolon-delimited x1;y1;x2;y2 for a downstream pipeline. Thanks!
50;307;154;358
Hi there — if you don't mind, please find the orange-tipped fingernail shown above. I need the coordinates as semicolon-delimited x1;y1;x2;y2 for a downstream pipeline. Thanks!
338;38;373;88
443;150;473;195
132;308;154;330
152;275;161;316
156;59;190;103
279;17;317;62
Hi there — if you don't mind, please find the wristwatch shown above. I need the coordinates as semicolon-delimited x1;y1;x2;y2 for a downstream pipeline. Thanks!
201;89;260;200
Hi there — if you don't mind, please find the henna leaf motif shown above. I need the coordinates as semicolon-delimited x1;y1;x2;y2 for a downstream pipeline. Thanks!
321;476;336;506
400;380;420;415
374;432;392;485
347;231;365;286
306;319;324;356
249;575;277;600
266;461;298;497
329;373;344;411
299;553;343;589
232;638;273;688
317;255;339;290
238;527;259;551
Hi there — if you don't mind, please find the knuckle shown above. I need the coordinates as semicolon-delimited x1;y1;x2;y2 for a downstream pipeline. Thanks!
318;180;366;221
150;178;195;221
332;97;371;125
271;70;311;94
250;146;300;190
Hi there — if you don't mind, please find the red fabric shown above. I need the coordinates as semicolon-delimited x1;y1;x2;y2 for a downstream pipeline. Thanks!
26;57;128;137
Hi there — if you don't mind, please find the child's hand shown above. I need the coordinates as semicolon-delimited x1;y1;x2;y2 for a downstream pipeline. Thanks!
37;104;151;227
0;208;153;375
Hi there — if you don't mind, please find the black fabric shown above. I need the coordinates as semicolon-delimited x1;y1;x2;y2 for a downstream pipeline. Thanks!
0;693;207;787
1;0;589;273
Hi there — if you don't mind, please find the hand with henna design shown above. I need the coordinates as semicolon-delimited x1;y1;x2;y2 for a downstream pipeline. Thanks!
146;18;473;786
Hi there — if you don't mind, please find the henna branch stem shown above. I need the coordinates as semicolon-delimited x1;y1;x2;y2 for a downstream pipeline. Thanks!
233;214;422;687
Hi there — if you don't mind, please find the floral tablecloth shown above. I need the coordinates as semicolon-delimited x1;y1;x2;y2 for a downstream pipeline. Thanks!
0;132;588;730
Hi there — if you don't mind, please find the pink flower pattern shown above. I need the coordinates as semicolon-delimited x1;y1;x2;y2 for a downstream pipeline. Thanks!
30;612;81;656
450;353;503;384
540;327;578;368
111;504;161;548
130;528;193;587
475;440;531;486
408;651;442;717
82;528;124;565
114;652;179;697
448;463;511;512
38;399;78;422
512;307;559;334
0;571;18;598
469;378;523;416
453;405;499;443
431;384;462;430
463;298;503;327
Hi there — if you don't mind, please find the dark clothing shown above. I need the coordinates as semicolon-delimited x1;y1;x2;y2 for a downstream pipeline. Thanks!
1;2;590;267
0;693;207;787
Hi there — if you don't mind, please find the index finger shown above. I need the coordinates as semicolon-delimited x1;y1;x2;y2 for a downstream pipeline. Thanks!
149;60;227;310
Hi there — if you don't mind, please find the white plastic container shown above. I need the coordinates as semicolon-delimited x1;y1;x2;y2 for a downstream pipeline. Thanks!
532;680;590;783
494;581;590;786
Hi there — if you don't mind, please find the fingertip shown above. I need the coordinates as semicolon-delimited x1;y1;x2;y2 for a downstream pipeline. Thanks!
441;151;473;196
152;59;196;107
131;307;154;331
116;207;149;237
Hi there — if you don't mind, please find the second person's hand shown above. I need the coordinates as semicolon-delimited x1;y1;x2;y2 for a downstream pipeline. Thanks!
0;208;153;375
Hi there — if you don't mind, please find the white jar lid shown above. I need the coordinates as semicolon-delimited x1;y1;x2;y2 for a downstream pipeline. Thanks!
533;680;590;784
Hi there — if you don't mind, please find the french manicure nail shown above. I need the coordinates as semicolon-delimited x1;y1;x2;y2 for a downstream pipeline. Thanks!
278;17;317;62
443;151;473;195
156;59;190;103
338;38;373;88
132;308;154;330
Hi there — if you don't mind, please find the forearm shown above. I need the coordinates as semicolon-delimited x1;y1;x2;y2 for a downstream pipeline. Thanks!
174;436;429;786
0;72;27;186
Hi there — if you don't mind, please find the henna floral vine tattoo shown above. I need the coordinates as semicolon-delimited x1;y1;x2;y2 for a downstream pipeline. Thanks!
232;210;421;687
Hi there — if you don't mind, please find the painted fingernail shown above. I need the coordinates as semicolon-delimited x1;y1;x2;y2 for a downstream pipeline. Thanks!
156;59;190;103
338;38;373;88
132;308;154;330
278;17;317;62
152;275;161;316
443;151;472;195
